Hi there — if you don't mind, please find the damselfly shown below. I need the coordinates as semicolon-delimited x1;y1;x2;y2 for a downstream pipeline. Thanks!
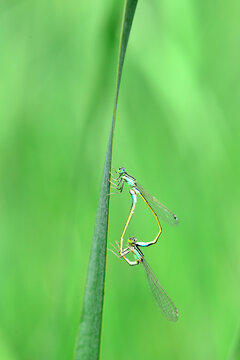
110;236;179;322
111;168;178;251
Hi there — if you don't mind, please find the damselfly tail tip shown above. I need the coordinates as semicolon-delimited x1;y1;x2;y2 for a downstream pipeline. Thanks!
175;308;179;320
171;307;179;322
173;214;179;224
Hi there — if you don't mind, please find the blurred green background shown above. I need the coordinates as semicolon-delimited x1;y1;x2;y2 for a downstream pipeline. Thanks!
1;0;240;359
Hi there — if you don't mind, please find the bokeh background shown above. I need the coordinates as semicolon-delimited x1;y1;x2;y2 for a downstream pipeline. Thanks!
1;0;240;359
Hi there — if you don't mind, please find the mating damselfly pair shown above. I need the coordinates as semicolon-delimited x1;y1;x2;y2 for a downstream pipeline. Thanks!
110;167;179;322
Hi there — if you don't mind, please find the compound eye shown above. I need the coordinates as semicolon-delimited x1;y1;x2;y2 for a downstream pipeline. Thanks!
119;167;126;172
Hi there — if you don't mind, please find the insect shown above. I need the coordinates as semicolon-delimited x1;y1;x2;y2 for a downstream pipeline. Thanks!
110;167;178;251
110;236;179;322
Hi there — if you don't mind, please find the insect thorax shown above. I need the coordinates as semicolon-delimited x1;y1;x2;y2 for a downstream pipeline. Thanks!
131;246;143;262
123;173;136;187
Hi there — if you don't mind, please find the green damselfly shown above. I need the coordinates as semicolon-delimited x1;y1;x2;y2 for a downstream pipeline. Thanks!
111;236;179;322
111;167;178;252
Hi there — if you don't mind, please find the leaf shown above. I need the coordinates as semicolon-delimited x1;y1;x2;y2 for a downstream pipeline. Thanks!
74;1;138;359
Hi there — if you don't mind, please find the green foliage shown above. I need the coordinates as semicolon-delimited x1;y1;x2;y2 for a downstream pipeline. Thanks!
0;1;240;360
74;1;138;359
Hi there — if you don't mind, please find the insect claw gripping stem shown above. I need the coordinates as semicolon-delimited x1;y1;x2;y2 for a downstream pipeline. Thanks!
108;179;118;187
107;192;122;196
110;174;118;182
110;168;119;181
112;167;117;175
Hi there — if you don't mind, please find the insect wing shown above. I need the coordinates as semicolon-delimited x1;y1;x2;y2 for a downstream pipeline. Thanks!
136;182;178;226
142;259;178;322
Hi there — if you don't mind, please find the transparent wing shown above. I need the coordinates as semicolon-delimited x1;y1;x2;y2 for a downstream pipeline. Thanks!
142;259;178;322
136;182;178;226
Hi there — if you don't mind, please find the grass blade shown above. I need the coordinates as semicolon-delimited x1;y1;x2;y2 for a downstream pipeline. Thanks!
74;1;138;359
